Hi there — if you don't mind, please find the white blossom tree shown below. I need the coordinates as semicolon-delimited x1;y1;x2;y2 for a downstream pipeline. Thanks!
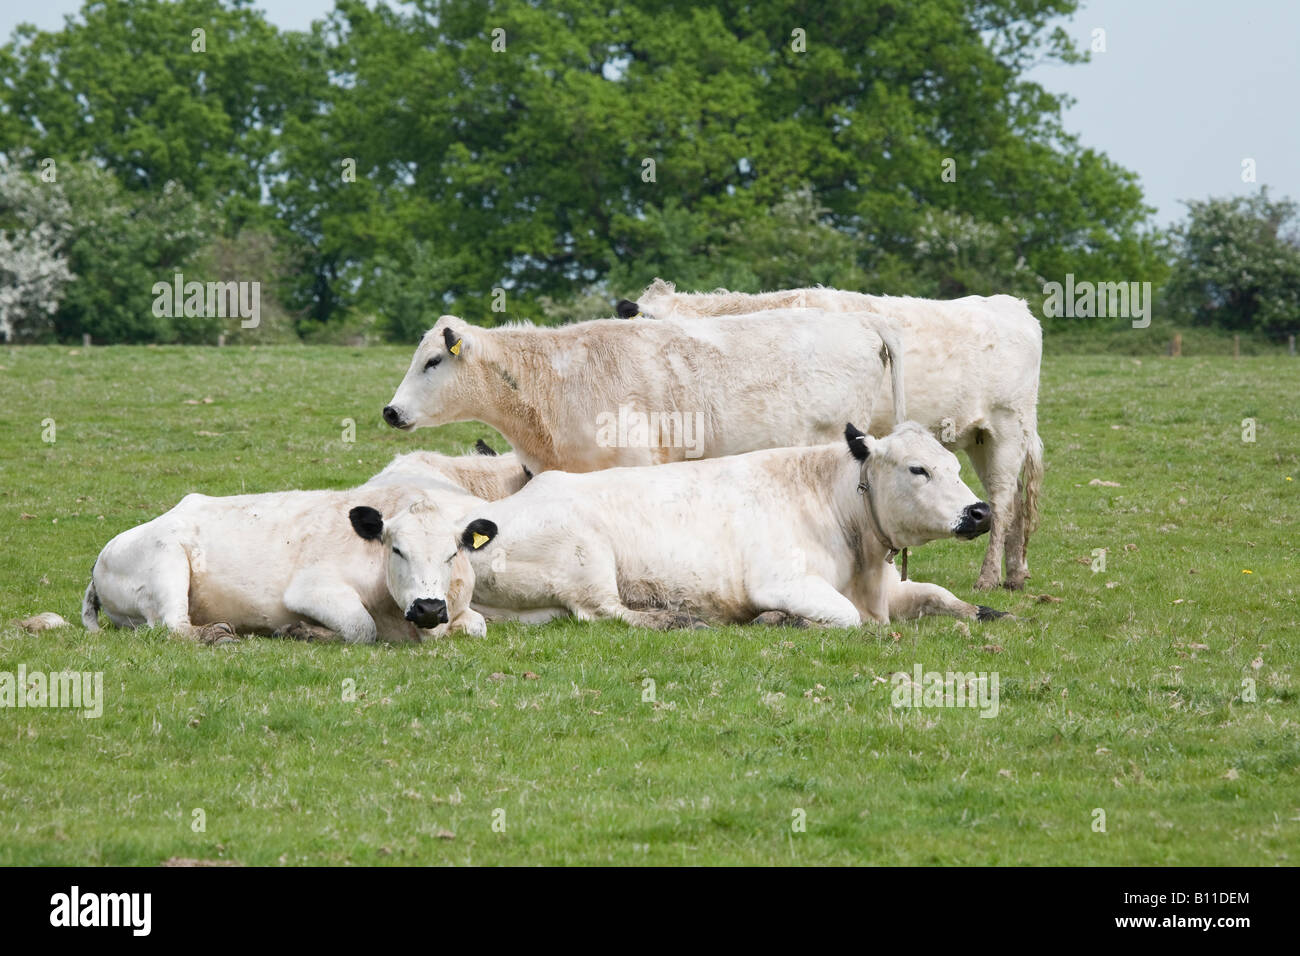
0;152;75;342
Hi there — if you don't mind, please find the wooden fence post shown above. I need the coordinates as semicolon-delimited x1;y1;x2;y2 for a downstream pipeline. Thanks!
1233;334;1240;359
1171;333;1182;358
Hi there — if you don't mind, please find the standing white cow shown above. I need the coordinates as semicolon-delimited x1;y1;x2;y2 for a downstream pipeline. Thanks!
621;280;1043;592
382;310;905;476
464;422;1008;628
81;450;513;643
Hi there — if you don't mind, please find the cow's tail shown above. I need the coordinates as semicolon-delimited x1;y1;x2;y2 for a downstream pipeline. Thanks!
81;577;101;631
876;318;907;425
1021;425;1044;537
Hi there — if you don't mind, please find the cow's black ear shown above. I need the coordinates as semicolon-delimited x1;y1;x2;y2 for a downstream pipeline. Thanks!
443;325;463;356
522;465;533;480
460;518;498;551
845;423;869;462
615;299;641;319
350;506;384;541
474;438;498;456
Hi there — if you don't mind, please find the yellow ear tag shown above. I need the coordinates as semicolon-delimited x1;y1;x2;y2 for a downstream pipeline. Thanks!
450;339;462;356
472;532;489;549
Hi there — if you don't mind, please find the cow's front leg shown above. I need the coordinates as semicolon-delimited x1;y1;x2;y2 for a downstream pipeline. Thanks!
448;607;488;637
887;579;1009;622
282;571;377;644
749;575;861;629
969;435;1025;591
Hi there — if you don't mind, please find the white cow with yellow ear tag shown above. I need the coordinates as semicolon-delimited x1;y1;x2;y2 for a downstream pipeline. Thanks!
462;422;1008;629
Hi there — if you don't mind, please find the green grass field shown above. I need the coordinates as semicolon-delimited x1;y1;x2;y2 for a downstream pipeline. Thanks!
0;344;1296;865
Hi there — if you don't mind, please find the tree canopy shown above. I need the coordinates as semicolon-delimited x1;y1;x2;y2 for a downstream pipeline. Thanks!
0;0;1181;341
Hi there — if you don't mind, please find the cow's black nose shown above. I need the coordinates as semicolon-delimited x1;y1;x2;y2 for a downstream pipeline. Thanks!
383;405;404;428
406;598;448;628
965;502;992;528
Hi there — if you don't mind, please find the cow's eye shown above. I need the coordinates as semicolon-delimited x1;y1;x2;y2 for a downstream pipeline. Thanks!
424;356;442;372
909;466;930;478
445;553;457;564
391;546;404;559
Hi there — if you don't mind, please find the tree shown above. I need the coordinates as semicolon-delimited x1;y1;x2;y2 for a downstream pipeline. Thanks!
0;154;75;342
275;0;1161;327
26;158;215;343
3;0;1166;335
0;0;323;231
1162;190;1300;338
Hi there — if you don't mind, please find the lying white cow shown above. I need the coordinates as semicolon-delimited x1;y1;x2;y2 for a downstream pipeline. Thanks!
364;441;531;499
81;449;513;643
622;280;1043;592
382;310;905;475
464;422;1007;628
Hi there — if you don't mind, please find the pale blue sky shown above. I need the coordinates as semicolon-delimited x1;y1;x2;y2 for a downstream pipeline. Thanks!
3;0;1295;225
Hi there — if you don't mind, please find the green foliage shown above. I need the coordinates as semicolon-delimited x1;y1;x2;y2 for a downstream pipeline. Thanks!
271;0;1161;324
191;230;300;343
1162;190;1300;338
1;0;1173;337
0;157;217;343
365;240;468;342
0;0;323;230
51;161;215;343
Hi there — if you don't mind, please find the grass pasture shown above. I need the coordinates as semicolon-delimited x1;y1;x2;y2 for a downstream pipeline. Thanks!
0;344;1297;865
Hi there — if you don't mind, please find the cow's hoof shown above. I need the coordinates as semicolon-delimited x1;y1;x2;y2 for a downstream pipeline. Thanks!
198;622;238;645
274;621;339;642
1002;575;1028;591
972;575;1001;592
976;605;1009;622
750;610;812;628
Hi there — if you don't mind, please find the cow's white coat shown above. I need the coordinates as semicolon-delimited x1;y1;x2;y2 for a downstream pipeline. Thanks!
465;423;1005;628
81;449;522;642
631;280;1044;591
383;309;905;476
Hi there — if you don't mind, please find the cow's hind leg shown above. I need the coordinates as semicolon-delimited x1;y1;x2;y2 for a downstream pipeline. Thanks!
125;549;236;643
274;621;342;643
565;589;699;630
615;608;704;630
751;610;816;628
1002;475;1030;590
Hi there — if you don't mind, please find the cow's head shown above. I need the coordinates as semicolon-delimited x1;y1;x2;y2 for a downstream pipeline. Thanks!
383;317;481;431
845;421;990;548
349;498;498;632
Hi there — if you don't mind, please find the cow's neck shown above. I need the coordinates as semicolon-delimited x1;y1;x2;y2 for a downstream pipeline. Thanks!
829;455;896;582
467;336;563;473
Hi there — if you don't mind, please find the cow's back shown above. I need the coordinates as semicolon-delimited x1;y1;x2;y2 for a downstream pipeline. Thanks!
859;294;1041;436
534;310;891;467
